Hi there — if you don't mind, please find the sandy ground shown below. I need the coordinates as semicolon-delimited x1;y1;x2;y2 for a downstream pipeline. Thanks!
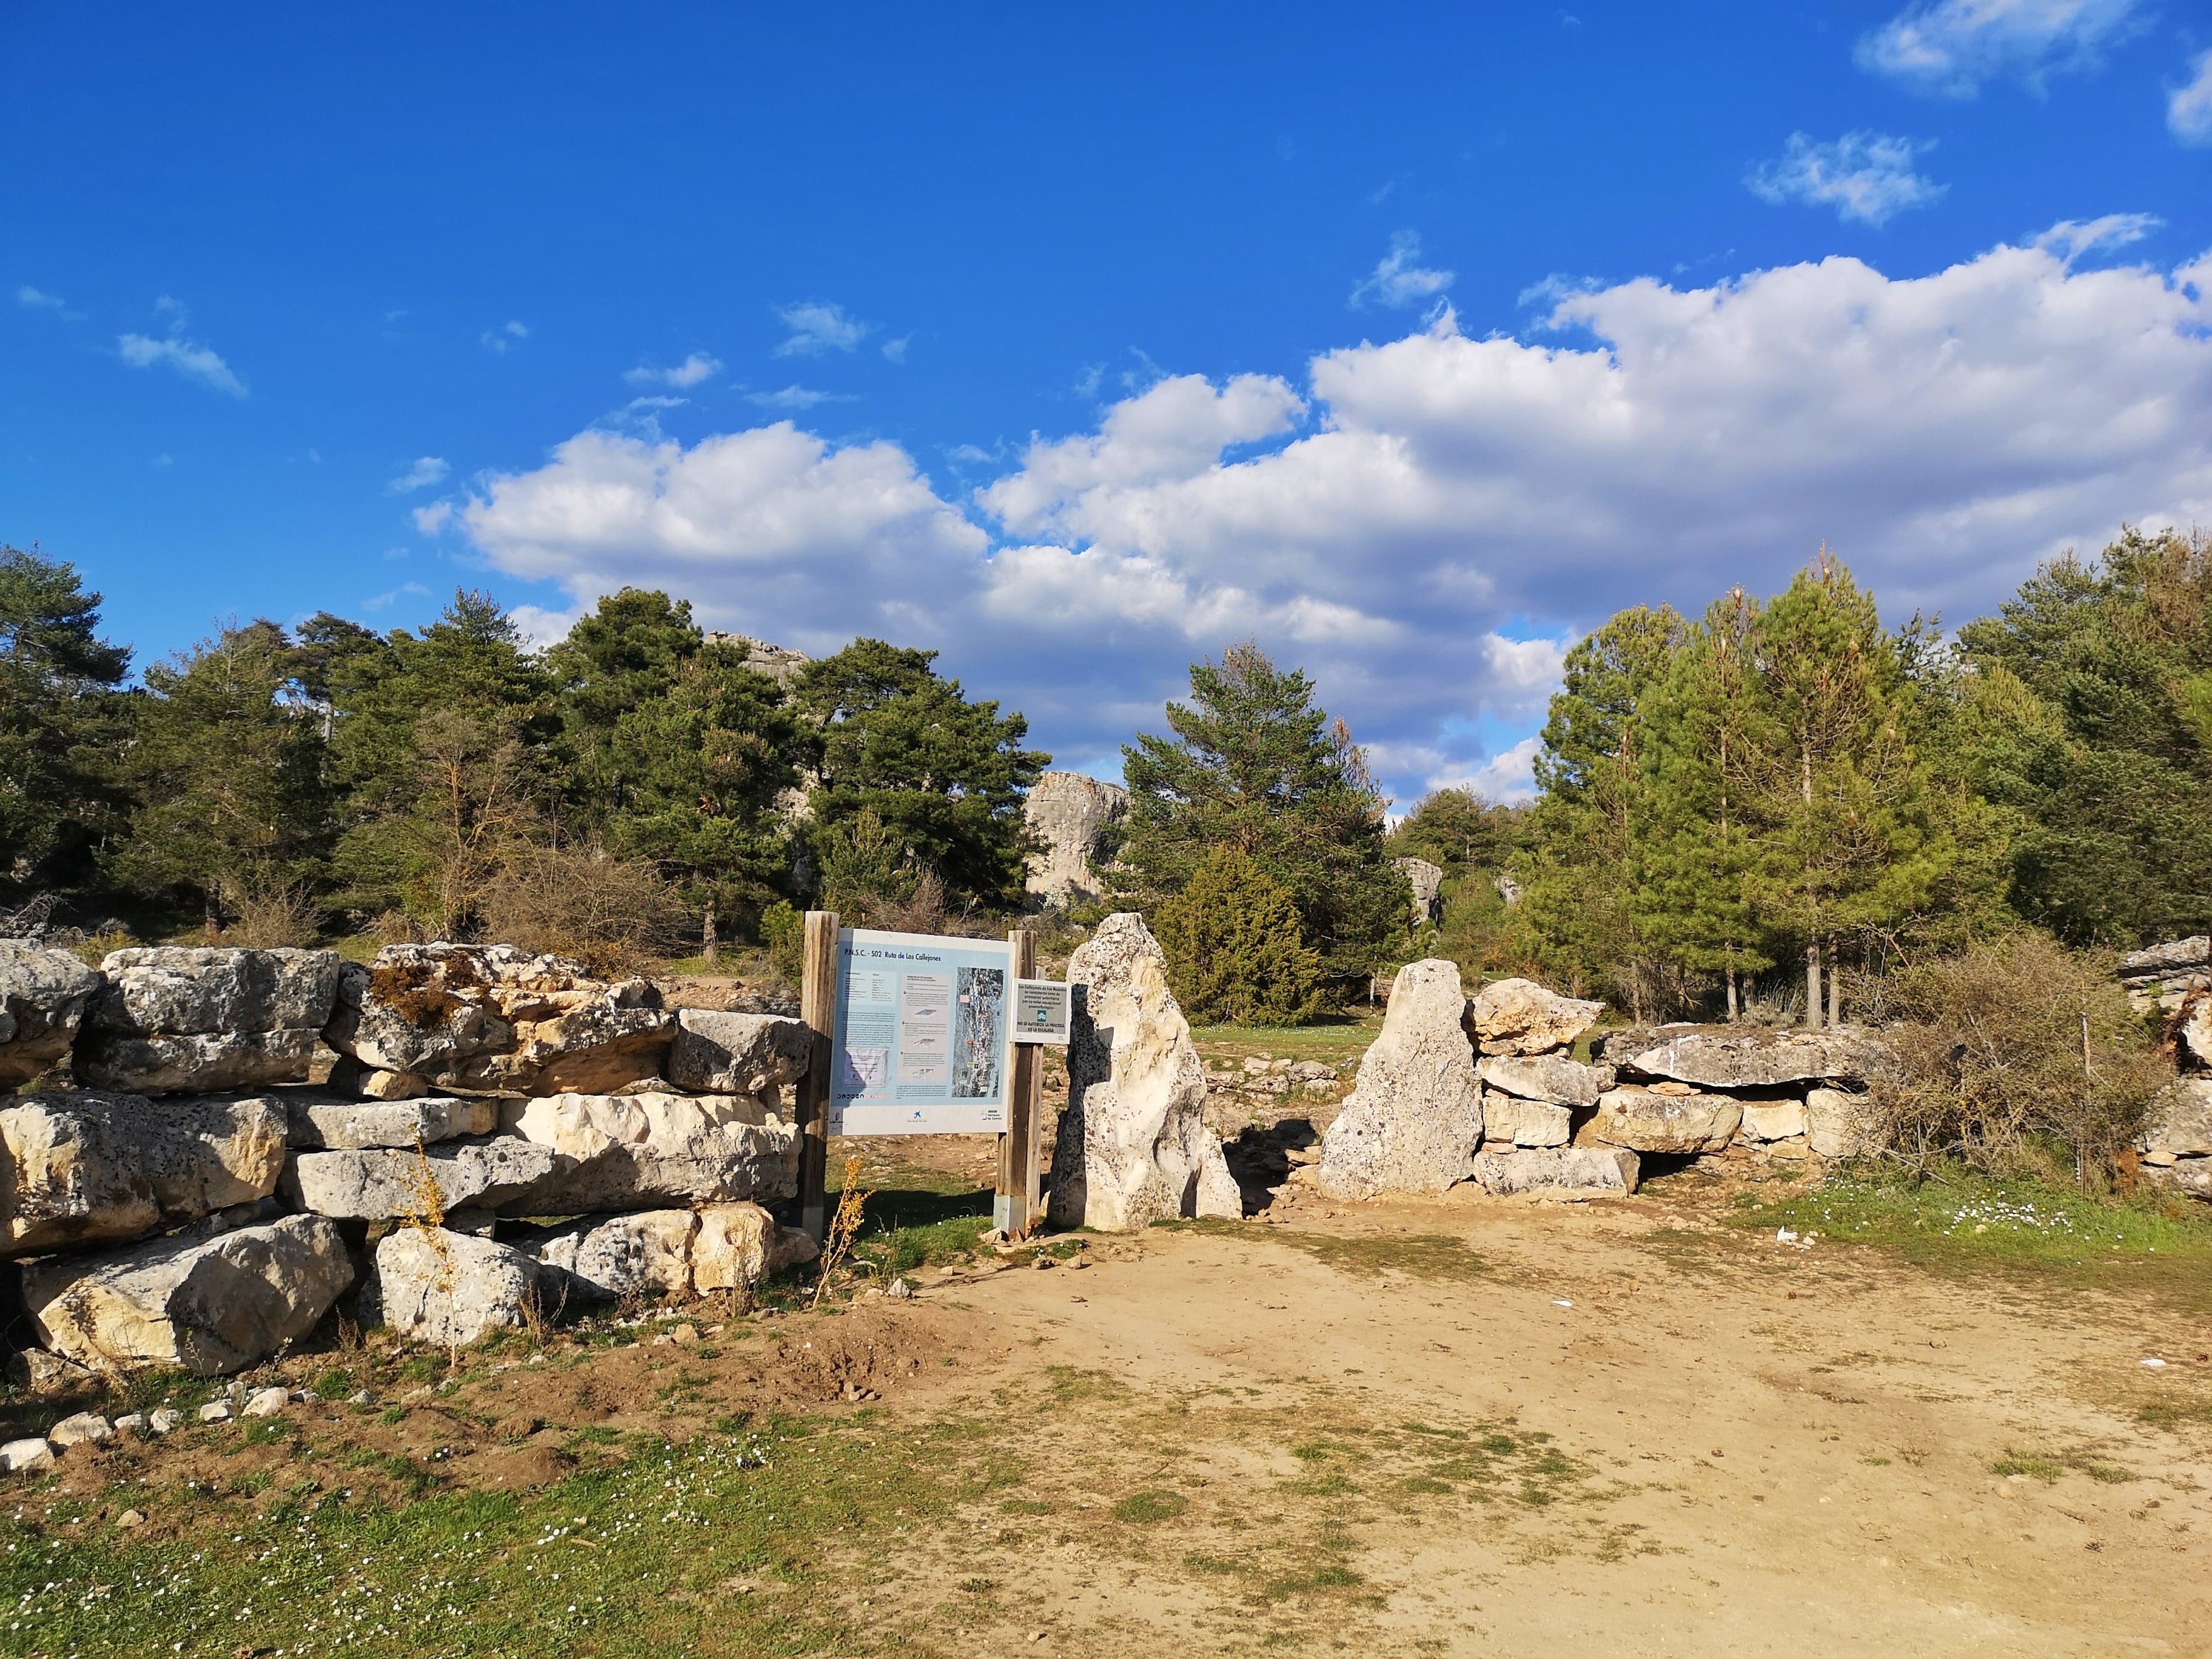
837;1188;2212;1658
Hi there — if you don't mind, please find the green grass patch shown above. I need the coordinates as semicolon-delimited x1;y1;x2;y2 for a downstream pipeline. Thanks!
1113;1489;1190;1524
1154;1220;1488;1284
1188;1013;1381;1068
1992;1446;2136;1484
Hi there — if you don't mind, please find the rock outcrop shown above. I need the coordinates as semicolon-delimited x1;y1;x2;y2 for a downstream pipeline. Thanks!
665;1009;811;1102
1318;959;1484;1199
1591;1085;1743;1154
371;1227;540;1349
2119;937;2211;1014
1047;914;1239;1230
501;1091;798;1212
1023;771;1128;905
1597;1025;1892;1088
76;947;342;1093
24;1208;353;1375
1394;857;1444;926
1;1092;285;1255
280;1136;563;1221
0;939;104;1087
323;945;674;1097
1466;978;1603;1056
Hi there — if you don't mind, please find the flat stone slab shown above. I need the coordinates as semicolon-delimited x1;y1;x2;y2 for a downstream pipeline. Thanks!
1481;1090;1571;1148
1592;1086;1742;1154
1597;1024;1893;1088
1470;1147;1639;1195
272;1091;501;1150
666;1009;811;1099
1476;1053;1614;1108
280;1136;563;1220
500;1091;797;1211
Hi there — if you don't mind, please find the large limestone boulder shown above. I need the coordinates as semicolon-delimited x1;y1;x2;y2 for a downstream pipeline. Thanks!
2143;1079;2212;1160
1597;1024;1893;1088
1394;857;1444;926
75;947;341;1094
372;1227;540;1349
0;939;104;1087
1591;1085;1742;1154
694;1201;819;1290
1804;1087;1875;1159
1470;1147;1640;1196
24;1208;354;1375
1476;1053;1615;1108
1;1092;285;1256
1047;914;1239;1230
1466;978;1603;1056
501;1091;797;1211
281;1136;563;1220
2119;937;2211;1014
1318;959;1484;1199
666;1009;811;1101
1481;1091;1571;1148
273;1091;500;1150
322;944;674;1097
1023;771;1128;905
531;1210;695;1302
2143;1158;2212;1201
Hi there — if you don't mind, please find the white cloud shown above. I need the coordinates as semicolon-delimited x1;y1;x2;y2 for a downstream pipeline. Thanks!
1350;232;1455;309
882;335;911;363
2032;212;2162;263
1857;0;2140;96
386;456;450;494
746;385;854;410
625;352;722;388
773;301;870;357
17;285;79;318
411;500;454;534
363;581;432;612
2171;50;2212;145
1746;132;1946;226
1442;738;1546;805
455;226;2212;806
116;331;246;397
481;321;529;354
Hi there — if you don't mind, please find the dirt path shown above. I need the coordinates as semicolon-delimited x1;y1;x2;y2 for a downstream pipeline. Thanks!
836;1191;2212;1657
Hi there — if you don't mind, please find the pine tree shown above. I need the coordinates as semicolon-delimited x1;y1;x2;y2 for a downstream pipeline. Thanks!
1119;642;1404;982
1152;844;1322;1026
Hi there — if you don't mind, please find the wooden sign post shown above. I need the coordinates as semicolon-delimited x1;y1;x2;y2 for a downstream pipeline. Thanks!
796;909;839;1242
994;929;1042;1236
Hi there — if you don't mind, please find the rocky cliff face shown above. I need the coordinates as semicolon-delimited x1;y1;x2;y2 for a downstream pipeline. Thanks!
1024;770;1128;905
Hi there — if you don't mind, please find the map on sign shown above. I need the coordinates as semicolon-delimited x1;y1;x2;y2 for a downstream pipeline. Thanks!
829;928;1012;1134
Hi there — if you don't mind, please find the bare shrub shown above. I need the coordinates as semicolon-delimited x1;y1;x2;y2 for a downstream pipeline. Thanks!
1871;933;2170;1182
223;880;323;948
477;841;685;976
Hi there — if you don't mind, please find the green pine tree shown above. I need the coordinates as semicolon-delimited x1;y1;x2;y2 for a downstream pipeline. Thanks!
1153;844;1322;1026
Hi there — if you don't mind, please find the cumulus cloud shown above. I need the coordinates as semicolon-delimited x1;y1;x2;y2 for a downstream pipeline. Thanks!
116;329;246;397
1350;232;1455;309
1746;132;1946;226
455;227;2212;805
2032;212;2162;263
411;500;453;534
773;301;870;357
386;456;450;494
746;384;854;410
1857;0;2140;96
625;352;722;389
2172;50;2212;145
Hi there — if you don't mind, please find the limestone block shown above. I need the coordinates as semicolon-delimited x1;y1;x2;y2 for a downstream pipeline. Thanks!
46;1411;112;1448
1022;771;1129;905
1466;978;1603;1056
0;939;104;1088
1481;1090;1572;1148
666;1008;811;1098
322;944;674;1097
1597;1024;1894;1088
372;1227;540;1349
24;1210;354;1376
2142;1156;2212;1202
280;1136;563;1220
76;947;341;1093
1476;1053;1614;1108
275;1091;500;1151
1047;914;1240;1230
1738;1098;1809;1142
1;1091;285;1256
1319;959;1484;1199
1469;1147;1640;1196
692;1201;819;1292
531;1210;697;1302
1804;1087;1874;1159
1;1438;54;1475
1592;1086;1743;1154
500;1092;797;1211
2143;1078;2212;1159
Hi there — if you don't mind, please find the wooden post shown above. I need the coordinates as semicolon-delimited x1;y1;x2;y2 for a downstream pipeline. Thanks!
796;910;839;1242
996;929;1039;1237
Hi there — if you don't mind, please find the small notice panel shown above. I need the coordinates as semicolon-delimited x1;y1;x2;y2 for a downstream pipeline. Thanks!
1011;978;1070;1044
830;928;1012;1135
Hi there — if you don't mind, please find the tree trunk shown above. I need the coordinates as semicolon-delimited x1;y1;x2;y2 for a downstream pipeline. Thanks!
203;886;223;941
1725;964;1738;1022
702;908;719;969
1827;935;1842;1028
1805;939;1822;1030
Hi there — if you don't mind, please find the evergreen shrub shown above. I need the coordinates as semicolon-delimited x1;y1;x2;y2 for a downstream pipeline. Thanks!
1153;845;1322;1027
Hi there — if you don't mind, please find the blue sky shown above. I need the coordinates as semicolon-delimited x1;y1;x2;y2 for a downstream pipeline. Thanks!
7;1;2211;801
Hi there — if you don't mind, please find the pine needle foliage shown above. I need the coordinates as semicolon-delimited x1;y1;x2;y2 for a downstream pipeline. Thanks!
1153;845;1322;1027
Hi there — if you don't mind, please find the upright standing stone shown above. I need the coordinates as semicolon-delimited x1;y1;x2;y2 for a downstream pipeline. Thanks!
1393;858;1444;926
1318;959;1484;1199
1047;914;1239;1230
0;939;104;1088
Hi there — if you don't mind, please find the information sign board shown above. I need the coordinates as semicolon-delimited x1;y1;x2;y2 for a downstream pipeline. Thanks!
1011;978;1071;1044
828;928;1013;1134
